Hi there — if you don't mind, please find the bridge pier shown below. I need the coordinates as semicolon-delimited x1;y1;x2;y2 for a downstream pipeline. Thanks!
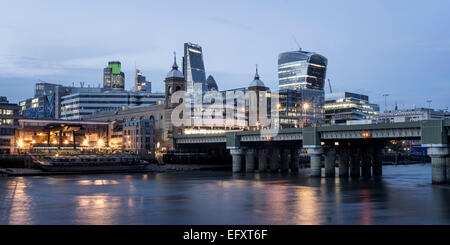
338;148;349;177
324;148;336;177
307;146;323;177
350;148;361;178
270;148;280;172
245;148;256;173
427;146;448;184
181;119;450;186
258;149;268;172
290;148;300;172
281;149;291;172
372;146;383;176
361;147;372;178
447;154;450;184
230;148;244;173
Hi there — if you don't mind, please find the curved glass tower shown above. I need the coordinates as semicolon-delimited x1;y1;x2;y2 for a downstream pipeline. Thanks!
205;75;218;91
278;50;327;90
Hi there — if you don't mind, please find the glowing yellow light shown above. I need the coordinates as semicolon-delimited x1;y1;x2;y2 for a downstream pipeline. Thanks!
303;103;310;110
156;142;161;149
17;139;24;148
31;140;36;144
82;139;89;146
64;140;69;145
97;139;104;147
52;140;57;144
362;132;371;138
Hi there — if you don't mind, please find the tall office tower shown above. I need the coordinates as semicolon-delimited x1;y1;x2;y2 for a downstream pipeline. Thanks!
278;49;328;90
278;49;328;128
135;69;152;92
205;75;218;91
103;61;125;90
183;42;207;95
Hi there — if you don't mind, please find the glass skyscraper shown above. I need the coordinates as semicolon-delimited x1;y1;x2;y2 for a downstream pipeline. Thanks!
183;42;207;95
278;88;325;128
278;50;328;90
135;69;151;92
277;49;328;128
205;75;218;91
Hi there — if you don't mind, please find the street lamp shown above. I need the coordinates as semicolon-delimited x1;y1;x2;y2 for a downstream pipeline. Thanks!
301;102;310;128
302;103;310;110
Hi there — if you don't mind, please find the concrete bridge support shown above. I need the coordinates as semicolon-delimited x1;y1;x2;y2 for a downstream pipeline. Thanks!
290;148;300;173
307;147;323;177
324;148;336;177
372;146;383;176
230;148;244;173
361;147;372;178
245;149;256;173
338;148;349;177
270;148;280;172
258;149;268;172
350;148;361;178
447;155;450;184
281;149;291;172
427;146;448;184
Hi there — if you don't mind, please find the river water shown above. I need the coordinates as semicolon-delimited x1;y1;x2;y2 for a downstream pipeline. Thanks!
0;164;449;225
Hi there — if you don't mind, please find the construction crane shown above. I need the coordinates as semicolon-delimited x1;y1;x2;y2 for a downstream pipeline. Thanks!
291;35;302;51
327;79;332;93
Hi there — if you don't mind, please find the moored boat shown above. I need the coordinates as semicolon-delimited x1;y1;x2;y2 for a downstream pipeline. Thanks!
35;155;149;172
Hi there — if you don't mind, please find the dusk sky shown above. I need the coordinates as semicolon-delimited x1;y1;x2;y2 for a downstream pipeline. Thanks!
0;0;449;111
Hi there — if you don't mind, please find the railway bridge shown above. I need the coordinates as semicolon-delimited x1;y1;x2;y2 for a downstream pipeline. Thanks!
174;120;450;184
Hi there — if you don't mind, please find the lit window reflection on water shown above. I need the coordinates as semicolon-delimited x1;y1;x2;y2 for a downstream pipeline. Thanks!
0;164;449;225
0;177;33;225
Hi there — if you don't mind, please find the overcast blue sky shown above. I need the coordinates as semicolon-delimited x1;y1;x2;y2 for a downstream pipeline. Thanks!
0;0;449;111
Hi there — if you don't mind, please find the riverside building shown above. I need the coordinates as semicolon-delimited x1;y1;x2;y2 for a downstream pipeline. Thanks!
60;90;165;120
380;107;447;123
20;82;103;120
0;97;20;154
324;92;380;124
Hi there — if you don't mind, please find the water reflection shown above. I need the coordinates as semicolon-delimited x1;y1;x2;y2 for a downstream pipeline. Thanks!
74;195;121;225
293;185;322;224
0;164;449;225
77;179;119;186
0;177;33;224
359;189;374;225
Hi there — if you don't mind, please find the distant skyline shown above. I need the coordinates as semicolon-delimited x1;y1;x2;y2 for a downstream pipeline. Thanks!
0;0;449;111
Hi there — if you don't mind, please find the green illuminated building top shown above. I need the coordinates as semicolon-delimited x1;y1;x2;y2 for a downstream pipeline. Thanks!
108;61;122;74
104;61;125;90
